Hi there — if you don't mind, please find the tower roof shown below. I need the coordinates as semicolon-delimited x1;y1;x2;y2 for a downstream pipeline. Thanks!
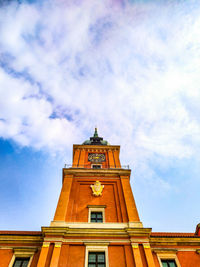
82;128;109;145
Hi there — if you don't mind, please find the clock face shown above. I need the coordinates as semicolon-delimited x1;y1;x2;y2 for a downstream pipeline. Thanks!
88;153;105;163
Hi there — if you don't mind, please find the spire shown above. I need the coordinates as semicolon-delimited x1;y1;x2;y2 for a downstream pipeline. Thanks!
82;128;109;145
93;127;98;138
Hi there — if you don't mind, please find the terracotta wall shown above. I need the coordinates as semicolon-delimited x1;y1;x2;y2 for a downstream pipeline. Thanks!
123;245;136;267
58;244;69;267
109;246;126;267
0;247;41;267
57;244;135;267
177;251;200;267
72;147;121;169
65;177;128;223
109;245;137;267
57;244;85;267
0;249;13;267
2;245;200;267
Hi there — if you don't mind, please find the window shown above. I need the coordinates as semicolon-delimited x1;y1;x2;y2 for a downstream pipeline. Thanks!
161;260;177;267
88;252;105;267
92;164;102;169
91;212;103;223
84;244;109;267
8;248;35;267
13;258;30;267
88;206;106;223
155;249;180;267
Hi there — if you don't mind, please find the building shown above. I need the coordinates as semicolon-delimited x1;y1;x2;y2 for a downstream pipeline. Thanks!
0;129;200;267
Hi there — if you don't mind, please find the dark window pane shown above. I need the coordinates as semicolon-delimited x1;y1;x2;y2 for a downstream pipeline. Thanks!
92;165;101;169
13;258;29;267
89;254;96;262
97;254;105;262
91;212;103;223
88;252;105;267
161;260;177;267
21;260;29;267
14;261;22;267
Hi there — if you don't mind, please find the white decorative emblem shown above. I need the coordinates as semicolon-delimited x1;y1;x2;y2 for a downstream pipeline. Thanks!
90;181;104;196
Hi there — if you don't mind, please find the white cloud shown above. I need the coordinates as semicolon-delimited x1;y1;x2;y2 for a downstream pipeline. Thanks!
0;0;200;189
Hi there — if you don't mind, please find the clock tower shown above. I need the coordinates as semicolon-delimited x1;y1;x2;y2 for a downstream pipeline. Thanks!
37;129;156;267
1;129;200;267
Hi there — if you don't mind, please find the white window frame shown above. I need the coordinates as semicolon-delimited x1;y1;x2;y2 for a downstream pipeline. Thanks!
84;244;109;267
157;252;181;267
8;248;36;267
88;205;106;223
91;164;102;169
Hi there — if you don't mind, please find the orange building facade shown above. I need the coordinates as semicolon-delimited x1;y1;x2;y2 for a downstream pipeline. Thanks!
1;129;200;267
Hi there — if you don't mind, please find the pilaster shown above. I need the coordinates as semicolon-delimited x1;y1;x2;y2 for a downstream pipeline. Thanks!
53;175;73;222
143;243;156;267
37;242;50;267
49;243;62;267
131;243;143;267
121;176;140;222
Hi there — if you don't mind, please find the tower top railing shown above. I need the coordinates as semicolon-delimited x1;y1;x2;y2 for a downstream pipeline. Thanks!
63;164;130;169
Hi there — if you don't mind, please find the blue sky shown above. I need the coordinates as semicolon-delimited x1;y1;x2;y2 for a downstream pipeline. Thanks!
0;0;200;232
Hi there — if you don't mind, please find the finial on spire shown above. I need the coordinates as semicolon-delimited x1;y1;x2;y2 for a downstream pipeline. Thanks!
94;127;98;137
82;128;109;145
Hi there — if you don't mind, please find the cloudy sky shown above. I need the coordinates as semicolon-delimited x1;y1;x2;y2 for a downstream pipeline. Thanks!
0;0;200;232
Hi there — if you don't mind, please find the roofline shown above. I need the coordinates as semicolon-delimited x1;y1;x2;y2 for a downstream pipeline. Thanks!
151;232;196;238
0;230;42;236
63;168;131;179
73;144;120;150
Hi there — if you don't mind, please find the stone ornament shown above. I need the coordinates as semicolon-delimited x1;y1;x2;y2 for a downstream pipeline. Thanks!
90;181;104;196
